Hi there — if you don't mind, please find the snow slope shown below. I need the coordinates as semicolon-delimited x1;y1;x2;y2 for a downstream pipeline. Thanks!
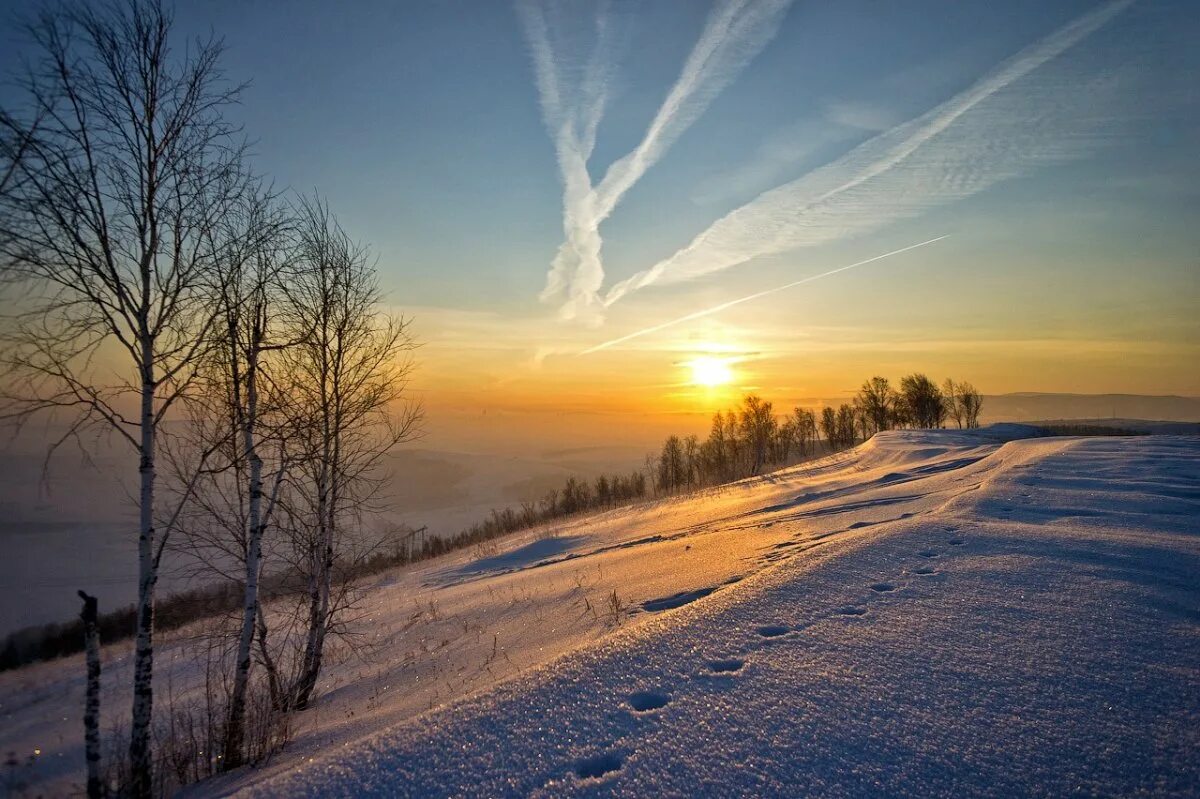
2;429;1197;797
240;433;1200;798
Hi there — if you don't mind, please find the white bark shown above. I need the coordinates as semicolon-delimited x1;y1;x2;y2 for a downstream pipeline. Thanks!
129;342;156;799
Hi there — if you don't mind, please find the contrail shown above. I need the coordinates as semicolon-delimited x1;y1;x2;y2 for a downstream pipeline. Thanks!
603;0;1134;306
580;235;948;354
519;0;793;322
518;1;620;314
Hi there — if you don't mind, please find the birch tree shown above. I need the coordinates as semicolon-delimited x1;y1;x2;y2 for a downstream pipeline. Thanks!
0;3;246;794
169;187;295;769
281;198;421;710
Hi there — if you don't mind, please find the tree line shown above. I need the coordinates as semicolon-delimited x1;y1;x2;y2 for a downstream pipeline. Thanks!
653;374;983;494
0;1;418;793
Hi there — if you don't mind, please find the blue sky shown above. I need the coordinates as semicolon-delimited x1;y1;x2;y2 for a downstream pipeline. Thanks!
1;0;1197;403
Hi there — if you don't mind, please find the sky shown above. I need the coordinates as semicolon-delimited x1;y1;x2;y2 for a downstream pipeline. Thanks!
1;0;1197;435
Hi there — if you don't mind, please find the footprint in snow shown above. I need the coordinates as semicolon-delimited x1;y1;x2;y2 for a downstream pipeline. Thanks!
756;624;790;638
706;658;746;674
913;566;939;576
948;539;965;546
628;691;669;713
869;582;896;593
574;752;623;780
836;606;868;617
642;586;718;612
918;550;939;558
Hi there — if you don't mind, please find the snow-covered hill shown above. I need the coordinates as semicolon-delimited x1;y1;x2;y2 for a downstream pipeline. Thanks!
2;428;1197;797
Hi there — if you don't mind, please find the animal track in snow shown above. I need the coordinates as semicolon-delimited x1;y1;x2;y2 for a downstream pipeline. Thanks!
948;539;965;546
913;566;939;576
628;691;669;712
574;752;623;780
869;582;896;593
756;624;790;638
918;550;940;558
706;658;746;674
836;606;867;617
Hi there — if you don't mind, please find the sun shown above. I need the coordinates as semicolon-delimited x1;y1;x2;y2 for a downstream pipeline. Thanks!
689;355;734;387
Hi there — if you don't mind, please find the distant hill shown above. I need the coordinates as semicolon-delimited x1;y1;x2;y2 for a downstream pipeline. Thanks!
982;393;1200;423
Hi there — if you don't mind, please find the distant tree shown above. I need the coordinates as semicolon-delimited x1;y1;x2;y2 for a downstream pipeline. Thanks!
774;417;797;463
836;404;858;449
657;435;686;493
820;406;838;449
793;407;817;456
540;487;560;515
560;476;588;513
594;474;611;506
857;377;896;435
643;453;659;496
683;434;701;489
702;411;731;483
898;374;947;429
723;410;742;476
943;379;965;428
739;395;776;475
959;381;983;428
854;399;871;441
629;469;647;498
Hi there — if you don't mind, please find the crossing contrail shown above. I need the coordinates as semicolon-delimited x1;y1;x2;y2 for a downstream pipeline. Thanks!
602;0;1133;307
519;0;793;322
579;235;948;355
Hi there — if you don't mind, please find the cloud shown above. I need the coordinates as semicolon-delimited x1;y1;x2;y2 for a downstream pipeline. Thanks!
581;236;947;354
518;0;793;323
691;101;900;206
823;100;899;133
603;0;1135;305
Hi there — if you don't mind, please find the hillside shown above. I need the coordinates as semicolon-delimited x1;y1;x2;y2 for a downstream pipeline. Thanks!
1;428;1196;796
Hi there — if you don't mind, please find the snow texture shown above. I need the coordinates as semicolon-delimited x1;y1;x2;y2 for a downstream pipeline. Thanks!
3;428;1197;797
239;432;1199;797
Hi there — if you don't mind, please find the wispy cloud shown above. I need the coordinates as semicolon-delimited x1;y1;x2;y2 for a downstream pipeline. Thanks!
581;236;947;354
519;0;793;322
517;0;621;320
603;0;1135;305
690;101;900;206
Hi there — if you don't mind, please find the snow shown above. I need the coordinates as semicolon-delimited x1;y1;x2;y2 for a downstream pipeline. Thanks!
2;429;1197;797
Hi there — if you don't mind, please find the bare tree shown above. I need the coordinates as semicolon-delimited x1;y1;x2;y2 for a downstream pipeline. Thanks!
897;374;947;429
0;3;246;794
943;378;964;428
280;197;420;711
657;434;686;493
836;403;858;449
820;406;838;449
793;407;817;457
958;381;983;428
739;394;775;475
682;434;700;490
857;376;895;435
170;187;296;769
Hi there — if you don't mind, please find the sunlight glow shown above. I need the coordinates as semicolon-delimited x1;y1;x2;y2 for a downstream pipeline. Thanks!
689;356;734;387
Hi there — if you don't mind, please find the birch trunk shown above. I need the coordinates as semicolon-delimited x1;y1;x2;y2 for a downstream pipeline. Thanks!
129;358;156;799
223;344;263;768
